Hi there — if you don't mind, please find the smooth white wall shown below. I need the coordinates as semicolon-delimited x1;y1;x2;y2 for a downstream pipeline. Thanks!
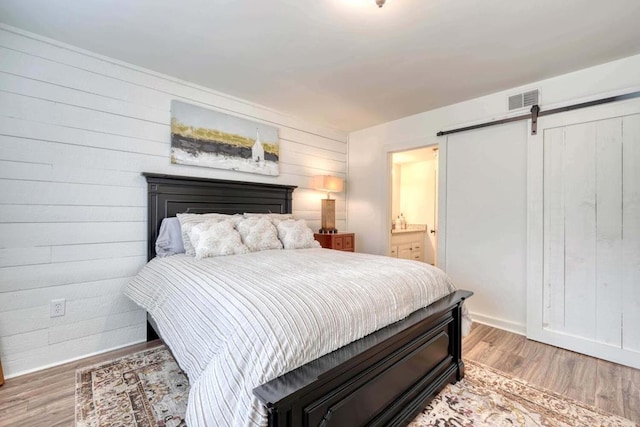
0;25;348;377
348;53;640;334
445;122;527;332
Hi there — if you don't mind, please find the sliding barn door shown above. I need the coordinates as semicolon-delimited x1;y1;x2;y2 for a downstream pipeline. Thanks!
527;99;640;369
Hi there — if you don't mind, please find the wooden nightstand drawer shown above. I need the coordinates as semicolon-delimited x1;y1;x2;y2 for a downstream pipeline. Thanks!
343;234;353;250
314;233;355;252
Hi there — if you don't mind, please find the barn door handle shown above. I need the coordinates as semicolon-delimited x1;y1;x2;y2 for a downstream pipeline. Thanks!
430;229;436;234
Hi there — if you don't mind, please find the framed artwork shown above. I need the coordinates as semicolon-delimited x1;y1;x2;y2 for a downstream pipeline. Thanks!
170;100;279;176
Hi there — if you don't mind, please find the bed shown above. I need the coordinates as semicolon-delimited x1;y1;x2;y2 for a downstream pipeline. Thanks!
130;172;472;427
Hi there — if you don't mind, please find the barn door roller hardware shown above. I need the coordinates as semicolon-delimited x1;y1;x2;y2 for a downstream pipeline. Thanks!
436;90;640;137
530;105;540;135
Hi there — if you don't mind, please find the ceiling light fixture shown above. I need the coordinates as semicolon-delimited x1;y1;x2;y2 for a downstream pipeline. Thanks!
376;0;386;7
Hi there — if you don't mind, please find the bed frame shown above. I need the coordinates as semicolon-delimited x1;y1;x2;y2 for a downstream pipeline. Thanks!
143;172;472;427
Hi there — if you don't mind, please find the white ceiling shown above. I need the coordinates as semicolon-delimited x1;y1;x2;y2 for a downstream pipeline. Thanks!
2;0;640;132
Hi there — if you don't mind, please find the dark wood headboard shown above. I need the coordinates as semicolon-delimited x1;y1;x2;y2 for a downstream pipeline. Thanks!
143;173;297;260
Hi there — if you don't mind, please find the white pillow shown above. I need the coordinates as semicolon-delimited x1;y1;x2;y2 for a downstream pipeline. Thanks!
236;217;283;252
277;219;321;249
187;219;218;250
190;220;249;259
177;213;240;256
243;213;293;226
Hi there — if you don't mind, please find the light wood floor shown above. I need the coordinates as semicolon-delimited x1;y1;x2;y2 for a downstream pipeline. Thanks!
0;340;163;427
465;324;640;423
1;323;638;426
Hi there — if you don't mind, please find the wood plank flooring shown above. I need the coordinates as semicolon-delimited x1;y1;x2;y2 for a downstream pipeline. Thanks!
0;324;638;426
0;340;162;427
464;324;640;423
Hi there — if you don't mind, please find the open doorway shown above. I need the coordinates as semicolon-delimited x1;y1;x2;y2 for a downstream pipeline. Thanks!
389;145;438;264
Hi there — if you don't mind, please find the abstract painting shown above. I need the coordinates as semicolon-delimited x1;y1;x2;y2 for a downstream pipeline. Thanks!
170;100;279;176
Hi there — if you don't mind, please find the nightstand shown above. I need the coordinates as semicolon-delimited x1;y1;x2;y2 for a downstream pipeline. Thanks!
314;232;354;252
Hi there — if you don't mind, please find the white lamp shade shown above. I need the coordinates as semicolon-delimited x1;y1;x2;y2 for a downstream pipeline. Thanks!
311;175;344;193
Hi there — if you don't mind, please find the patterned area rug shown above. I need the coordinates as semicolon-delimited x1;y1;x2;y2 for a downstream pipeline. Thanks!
76;346;636;427
76;346;188;427
410;360;637;427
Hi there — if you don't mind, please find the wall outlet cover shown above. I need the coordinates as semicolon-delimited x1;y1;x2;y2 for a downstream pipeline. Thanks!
50;299;65;318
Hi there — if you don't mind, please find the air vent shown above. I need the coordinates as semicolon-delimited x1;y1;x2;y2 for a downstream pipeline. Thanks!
508;90;539;111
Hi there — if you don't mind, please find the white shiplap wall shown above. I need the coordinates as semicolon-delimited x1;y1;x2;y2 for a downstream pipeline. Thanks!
0;25;348;378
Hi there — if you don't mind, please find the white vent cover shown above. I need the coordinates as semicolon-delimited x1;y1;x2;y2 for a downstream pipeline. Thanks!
508;90;539;110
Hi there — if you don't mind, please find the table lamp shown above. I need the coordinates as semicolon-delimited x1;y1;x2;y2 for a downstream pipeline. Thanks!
311;175;344;234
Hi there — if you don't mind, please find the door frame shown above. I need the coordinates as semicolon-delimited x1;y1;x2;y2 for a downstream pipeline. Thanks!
383;138;446;268
526;98;640;369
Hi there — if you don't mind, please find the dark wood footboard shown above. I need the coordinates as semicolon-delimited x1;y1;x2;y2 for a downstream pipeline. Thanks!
254;290;472;427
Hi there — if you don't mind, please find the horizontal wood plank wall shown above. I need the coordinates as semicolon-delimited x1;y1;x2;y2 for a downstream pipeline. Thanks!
0;25;348;378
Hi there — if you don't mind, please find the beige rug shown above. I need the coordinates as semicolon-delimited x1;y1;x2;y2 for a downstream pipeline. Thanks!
76;345;637;427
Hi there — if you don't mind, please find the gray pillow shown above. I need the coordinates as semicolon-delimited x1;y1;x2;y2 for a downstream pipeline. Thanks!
155;217;185;257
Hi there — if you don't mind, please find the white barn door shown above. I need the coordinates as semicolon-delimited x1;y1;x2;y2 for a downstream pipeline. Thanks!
527;99;640;369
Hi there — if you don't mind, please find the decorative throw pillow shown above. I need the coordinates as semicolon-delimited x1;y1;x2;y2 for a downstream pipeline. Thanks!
243;213;293;226
155;217;185;257
236;217;283;252
188;219;219;250
277;219;321;249
191;220;249;259
177;213;239;256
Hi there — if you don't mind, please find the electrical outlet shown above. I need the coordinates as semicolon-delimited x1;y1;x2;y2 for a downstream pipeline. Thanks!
50;299;65;318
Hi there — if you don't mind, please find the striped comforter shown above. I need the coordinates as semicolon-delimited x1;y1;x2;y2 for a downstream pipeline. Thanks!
125;248;467;427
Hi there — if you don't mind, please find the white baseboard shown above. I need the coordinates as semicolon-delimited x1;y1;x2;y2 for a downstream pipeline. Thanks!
5;339;148;380
470;311;526;336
